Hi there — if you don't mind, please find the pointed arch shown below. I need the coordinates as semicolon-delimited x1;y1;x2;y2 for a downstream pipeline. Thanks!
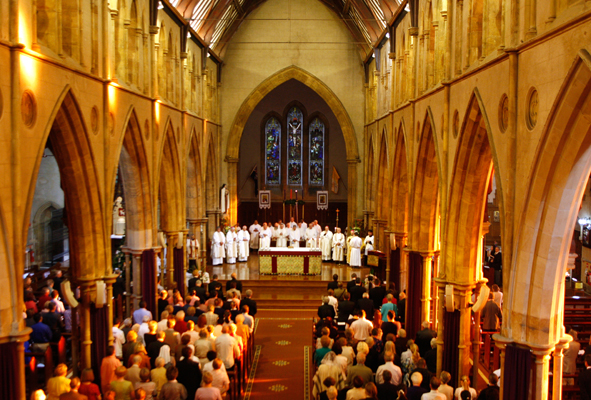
410;109;441;252
509;51;591;347
391;121;410;234
158;119;183;231
25;88;106;279
444;90;498;284
376;127;390;220
114;107;154;249
187;128;204;220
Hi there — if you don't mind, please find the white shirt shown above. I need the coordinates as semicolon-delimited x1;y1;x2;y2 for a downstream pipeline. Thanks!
454;387;477;400
350;318;373;341
376;362;402;385
113;326;126;358
214;333;240;369
422;390;447;400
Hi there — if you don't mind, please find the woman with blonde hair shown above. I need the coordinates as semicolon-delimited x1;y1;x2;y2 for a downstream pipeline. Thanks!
110;366;135;400
46;364;70;400
454;375;477;400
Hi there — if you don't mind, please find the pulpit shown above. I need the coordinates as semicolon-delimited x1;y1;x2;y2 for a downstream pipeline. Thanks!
367;250;386;281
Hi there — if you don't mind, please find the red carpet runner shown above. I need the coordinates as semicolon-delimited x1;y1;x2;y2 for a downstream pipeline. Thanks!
245;310;317;400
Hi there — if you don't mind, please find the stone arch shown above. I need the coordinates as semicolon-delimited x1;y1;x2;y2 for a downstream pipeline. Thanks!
508;51;591;349
112;106;154;249
187;128;204;221
25;88;107;279
391;121;410;234
157;119;183;231
32;201;60;265
205;132;218;213
225;66;360;225
444;90;501;283
376;128;390;221
410;108;442;252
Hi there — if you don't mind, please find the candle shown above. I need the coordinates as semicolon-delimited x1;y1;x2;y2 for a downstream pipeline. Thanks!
290;189;293;199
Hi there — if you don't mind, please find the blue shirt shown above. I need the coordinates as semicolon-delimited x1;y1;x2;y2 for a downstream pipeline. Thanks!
133;308;153;325
30;321;52;344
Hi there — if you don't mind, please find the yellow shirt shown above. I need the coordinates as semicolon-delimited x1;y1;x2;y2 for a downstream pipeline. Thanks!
151;367;168;392
46;376;71;400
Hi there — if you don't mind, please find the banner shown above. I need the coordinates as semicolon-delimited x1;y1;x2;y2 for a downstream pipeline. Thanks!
331;166;340;193
317;191;328;210
259;190;271;209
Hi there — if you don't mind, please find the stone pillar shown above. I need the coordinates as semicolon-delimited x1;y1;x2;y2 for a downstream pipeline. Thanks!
347;158;359;228
471;282;483;389
104;274;118;346
434;280;446;375
199;218;208;271
552;336;572;400
165;232;177;289
493;335;512;400
420;252;434;323
79;280;94;370
397;234;409;292
132;252;142;309
432;252;440;325
364;211;374;234
457;287;473;382
124;252;131;317
384;230;392;285
226;157;239;225
531;347;552;400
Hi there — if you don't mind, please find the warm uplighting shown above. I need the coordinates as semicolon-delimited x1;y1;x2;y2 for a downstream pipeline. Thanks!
154;100;161;124
108;82;117;109
20;54;38;89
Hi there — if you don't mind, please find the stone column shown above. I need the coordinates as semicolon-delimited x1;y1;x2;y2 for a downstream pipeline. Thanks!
493;335;512;400
420;252;434;323
552;336;572;400
347;159;359;227
226;157;239;225
434;280;446;375
457;286;473;382
198;218;208;271
432;252;441;324
132;252;142;309
471;282;483;389
104;274;118;346
79;280;94;370
165;232;177;289
531;346;552;400
384;230;392;285
397;234;409;292
124;252;131;317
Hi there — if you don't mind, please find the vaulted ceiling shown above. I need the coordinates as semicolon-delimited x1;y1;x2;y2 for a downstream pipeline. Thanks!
170;0;403;58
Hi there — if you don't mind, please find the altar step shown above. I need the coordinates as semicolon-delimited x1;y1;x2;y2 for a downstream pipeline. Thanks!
223;279;329;310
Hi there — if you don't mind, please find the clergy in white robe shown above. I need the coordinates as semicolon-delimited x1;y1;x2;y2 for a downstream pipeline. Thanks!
259;223;272;250
363;232;375;255
212;227;226;266
332;228;345;262
319;227;333;261
225;227;238;264
306;225;318;248
271;223;280;245
300;221;308;241
346;229;355;262
288;225;301;247
288;217;297;229
314;220;322;238
237;226;250;262
248;221;261;250
187;234;200;270
349;232;362;267
276;223;289;247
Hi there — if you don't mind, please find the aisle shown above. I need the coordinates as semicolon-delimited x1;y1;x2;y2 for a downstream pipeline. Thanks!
245;310;317;400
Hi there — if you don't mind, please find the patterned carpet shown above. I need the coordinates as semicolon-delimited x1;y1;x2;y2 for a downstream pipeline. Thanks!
244;310;317;400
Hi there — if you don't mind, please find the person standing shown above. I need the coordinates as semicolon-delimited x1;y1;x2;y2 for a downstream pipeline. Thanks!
349;232;363;268
225;226;237;264
489;246;503;287
481;293;502;332
187;234;200;271
212;227;226;266
363;231;375;266
307;223;318;248
320;226;334;261
248;220;261;251
259;223;272;250
332;227;345;263
289;224;301;247
346;229;355;264
580;354;591;400
237;226;250;262
276;223;288;247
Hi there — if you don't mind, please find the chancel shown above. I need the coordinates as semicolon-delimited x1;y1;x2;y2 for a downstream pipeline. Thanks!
3;0;591;399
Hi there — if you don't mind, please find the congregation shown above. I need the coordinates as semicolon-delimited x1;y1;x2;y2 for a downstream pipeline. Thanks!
26;271;257;400
312;274;504;400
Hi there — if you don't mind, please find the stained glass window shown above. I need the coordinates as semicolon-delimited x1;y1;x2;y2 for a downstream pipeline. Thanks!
309;118;324;186
265;117;281;185
287;107;303;185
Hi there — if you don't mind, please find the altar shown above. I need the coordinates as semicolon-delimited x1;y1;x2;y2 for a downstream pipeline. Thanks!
259;248;322;275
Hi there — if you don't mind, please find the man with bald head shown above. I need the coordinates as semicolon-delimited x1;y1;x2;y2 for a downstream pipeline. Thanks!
237;225;250;262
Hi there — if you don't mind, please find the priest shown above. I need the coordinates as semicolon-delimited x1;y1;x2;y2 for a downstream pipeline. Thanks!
306;222;318;248
319;226;333;261
259;222;272;250
332;227;345;263
212;226;226;266
237;225;250;262
225;226;238;264
276;223;289;247
289;224;301;247
249;220;261;251
349;231;362;268
187;234;200;271
363;230;375;266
